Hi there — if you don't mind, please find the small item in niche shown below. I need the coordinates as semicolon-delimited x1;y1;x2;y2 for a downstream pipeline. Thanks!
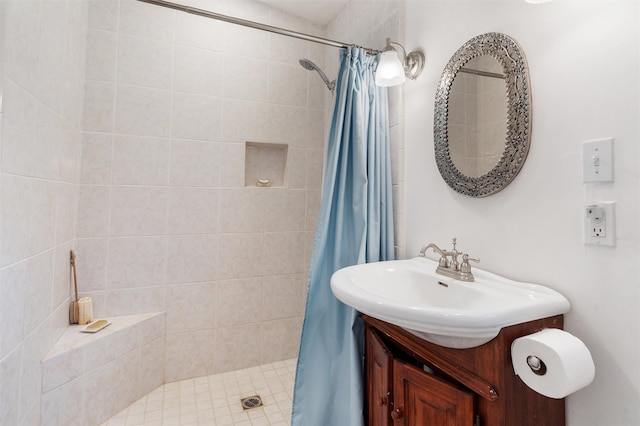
81;319;111;333
256;179;271;187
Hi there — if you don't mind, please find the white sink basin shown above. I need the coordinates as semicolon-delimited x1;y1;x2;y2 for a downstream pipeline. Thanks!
330;257;570;349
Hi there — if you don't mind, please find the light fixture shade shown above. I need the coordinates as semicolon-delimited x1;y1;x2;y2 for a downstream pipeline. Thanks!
375;50;406;87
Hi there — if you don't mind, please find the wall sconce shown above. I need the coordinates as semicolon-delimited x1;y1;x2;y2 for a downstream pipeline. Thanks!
375;38;425;87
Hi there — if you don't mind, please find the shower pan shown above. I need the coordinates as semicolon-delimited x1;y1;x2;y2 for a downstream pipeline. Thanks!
299;58;336;91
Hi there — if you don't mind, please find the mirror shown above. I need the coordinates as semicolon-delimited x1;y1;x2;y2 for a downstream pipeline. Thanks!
434;33;531;197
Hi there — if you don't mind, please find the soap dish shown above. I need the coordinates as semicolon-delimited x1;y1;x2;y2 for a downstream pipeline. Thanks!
81;319;111;333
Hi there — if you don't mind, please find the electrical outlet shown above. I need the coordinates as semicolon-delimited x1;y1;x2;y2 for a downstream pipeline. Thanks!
584;202;615;246
590;217;606;237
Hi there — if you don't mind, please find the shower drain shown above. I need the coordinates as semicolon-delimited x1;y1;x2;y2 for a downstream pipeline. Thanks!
240;395;264;410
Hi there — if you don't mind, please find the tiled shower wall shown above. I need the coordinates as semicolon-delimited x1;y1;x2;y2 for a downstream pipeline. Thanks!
77;0;329;382
0;1;88;424
0;0;406;421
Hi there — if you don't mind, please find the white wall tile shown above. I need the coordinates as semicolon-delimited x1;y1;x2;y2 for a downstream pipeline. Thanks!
112;135;170;185
266;104;306;147
88;0;119;32
41;347;84;394
0;346;22;425
109;186;168;236
80;132;113;184
220;98;267;142
51;243;73;310
166;235;218;284
27;179;57;256
83;80;116;133
287;148;307;189
218;188;265;233
23;251;54;337
307;108;325;149
106;287;166;317
267;62;308;108
107;237;166;289
32;103;62;180
174;11;224;51
35;1;67;113
214;323;260;373
307;75;328;110
165;282;216;334
75;238;109;292
171;92;222;141
218;233;264;280
86;29;118;82
174;45;223;96
1;81;36;176
3;0;40;94
263;189;305;232
40;375;87;426
216;278;261;326
83;350;139;425
262;232;305;276
269;33;308;67
76;185;110;238
218;143;245;187
305;148;324;189
119;0;175;42
139;337;165;396
0;175;31;267
224;24;269;60
223;54;268;101
260;317;302;364
0;261;27;359
167;187;219;235
165;330;215;382
262;274;305;320
58;121;80;184
115;84;172;137
117;34;173;89
169;139;220;187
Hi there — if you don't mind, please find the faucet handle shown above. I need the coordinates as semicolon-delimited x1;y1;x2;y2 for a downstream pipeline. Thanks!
460;254;479;273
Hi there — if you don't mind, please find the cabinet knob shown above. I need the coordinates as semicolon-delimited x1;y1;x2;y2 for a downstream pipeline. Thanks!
391;407;404;421
377;396;388;406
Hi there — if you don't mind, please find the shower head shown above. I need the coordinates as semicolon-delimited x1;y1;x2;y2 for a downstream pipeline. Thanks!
299;58;316;71
299;58;336;92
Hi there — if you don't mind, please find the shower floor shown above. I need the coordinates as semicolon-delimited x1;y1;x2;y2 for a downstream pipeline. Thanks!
100;358;296;426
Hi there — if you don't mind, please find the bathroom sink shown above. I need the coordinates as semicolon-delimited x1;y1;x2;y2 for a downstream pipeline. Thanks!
330;257;570;349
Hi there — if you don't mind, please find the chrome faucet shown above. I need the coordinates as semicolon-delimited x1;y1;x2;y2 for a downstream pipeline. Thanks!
419;238;479;282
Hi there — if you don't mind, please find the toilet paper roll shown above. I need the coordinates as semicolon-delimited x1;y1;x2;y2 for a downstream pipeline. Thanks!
511;328;595;399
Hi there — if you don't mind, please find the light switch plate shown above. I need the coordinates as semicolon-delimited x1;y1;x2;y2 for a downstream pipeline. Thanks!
583;138;613;183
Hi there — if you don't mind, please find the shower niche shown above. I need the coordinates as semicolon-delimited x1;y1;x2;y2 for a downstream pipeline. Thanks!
244;142;289;187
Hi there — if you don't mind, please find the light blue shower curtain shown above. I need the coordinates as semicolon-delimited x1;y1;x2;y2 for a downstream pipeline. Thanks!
291;46;395;426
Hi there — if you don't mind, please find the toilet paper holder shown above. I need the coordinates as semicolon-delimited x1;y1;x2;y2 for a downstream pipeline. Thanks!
526;355;547;376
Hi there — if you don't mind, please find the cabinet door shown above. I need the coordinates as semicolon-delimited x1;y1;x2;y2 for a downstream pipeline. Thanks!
366;327;393;426
392;359;475;426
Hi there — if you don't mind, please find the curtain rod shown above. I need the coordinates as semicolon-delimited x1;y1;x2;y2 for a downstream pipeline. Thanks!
137;0;380;55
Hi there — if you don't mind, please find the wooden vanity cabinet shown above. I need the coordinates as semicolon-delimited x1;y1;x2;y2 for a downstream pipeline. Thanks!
363;314;566;426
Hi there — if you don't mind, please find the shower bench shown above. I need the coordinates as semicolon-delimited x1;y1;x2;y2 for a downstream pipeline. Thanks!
40;312;165;425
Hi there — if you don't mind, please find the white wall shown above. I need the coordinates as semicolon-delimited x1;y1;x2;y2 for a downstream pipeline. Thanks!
404;1;639;425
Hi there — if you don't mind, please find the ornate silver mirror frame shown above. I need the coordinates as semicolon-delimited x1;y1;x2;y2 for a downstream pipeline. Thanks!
434;33;531;197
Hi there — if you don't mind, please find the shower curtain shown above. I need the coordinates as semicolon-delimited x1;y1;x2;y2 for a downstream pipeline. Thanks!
291;46;395;426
